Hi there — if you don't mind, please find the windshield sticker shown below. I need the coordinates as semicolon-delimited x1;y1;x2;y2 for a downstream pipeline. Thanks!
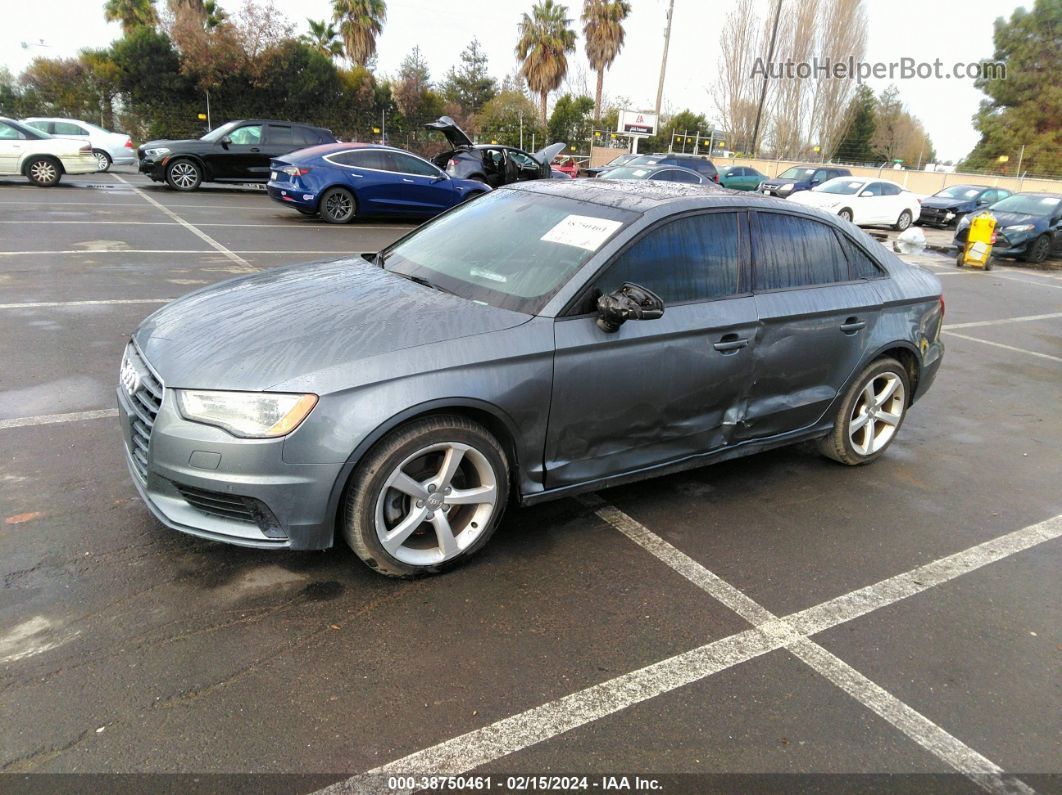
632;169;649;177
541;215;623;251
1042;197;1060;205
469;267;508;283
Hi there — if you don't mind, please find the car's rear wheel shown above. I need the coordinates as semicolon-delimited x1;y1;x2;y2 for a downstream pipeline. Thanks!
320;187;356;223
838;208;853;222
817;357;910;466
894;209;913;231
26;156;62;187
342;415;509;577
1024;235;1051;264
166;159;201;191
93;149;112;172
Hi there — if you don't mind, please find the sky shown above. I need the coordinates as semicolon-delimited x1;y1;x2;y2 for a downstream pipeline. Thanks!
2;0;1027;162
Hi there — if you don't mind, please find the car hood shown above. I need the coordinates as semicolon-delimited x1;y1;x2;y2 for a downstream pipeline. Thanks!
956;210;1042;232
761;177;800;187
922;197;970;210
424;116;473;148
134;257;531;391
138;137;202;151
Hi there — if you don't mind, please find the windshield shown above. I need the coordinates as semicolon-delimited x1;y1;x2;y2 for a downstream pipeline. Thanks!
989;194;1061;216
814;178;865;195
778;167;816;180
383;189;638;314
936;186;980;200
200;121;241;142
602;166;654;179
606;154;634;167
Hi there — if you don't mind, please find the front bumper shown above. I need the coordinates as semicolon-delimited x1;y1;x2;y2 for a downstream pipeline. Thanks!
117;381;343;550
138;157;166;181
759;184;797;198
918;206;960;226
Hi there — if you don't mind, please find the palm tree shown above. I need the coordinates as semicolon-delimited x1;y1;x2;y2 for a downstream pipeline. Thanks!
302;18;344;59
516;0;577;128
332;0;387;67
103;0;159;34
203;0;227;29
582;0;630;123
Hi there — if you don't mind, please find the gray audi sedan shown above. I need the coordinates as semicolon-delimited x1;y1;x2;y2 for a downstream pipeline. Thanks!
118;179;944;577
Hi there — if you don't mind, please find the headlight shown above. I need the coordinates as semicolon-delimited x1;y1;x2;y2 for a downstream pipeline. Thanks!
944;211;955;219
176;390;318;438
143;147;170;158
1002;224;1035;233
778;183;794;193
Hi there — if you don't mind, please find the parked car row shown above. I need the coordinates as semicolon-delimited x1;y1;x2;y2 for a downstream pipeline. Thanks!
0;117;100;186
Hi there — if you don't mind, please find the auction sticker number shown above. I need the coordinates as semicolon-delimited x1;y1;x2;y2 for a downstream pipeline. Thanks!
541;215;623;251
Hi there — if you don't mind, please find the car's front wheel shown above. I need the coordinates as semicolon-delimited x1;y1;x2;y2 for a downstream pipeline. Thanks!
26;156;62;187
320;187;356;223
894;209;913;231
817;357;910;466
93;150;112;172
1024;235;1051;264
166;158;201;191
342;415;509;577
838;208;853;222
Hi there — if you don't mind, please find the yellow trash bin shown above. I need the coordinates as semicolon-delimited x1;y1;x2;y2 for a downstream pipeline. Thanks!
958;212;996;270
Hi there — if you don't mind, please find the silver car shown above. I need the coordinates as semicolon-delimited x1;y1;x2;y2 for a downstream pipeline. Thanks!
118;180;944;577
22;117;135;172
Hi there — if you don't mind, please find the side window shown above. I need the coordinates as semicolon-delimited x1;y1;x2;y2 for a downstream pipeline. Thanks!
294;127;318;146
328;149;391;170
752;213;850;291
0;122;26;140
228;125;262;145
993;189;1010;202
860;182;882;197
980;190;998;204
879;182;901;196
812;169;829;183
595;212;744;304
841;236;885;279
266;124;294;145
387;151;440;177
668;169;701;184
53;121;87;136
24;121;51;134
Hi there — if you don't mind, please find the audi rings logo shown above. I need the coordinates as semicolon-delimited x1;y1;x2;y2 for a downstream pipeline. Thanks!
120;355;141;396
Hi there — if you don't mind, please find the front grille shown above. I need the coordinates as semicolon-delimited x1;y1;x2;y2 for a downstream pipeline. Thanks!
174;484;287;538
121;343;164;483
919;207;951;224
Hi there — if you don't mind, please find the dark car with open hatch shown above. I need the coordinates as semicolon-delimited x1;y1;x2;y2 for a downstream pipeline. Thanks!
424;115;564;188
138;119;336;191
117;179;944;578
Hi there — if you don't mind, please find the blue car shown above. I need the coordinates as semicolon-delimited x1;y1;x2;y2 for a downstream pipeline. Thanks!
266;143;490;223
758;165;851;198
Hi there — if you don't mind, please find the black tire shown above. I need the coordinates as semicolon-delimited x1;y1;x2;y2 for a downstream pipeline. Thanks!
816;357;911;466
320;187;356;223
955;251;964;268
1024;235;1051;264
984;255;994;271
92;149;112;172
893;209;913;231
838;208;853;222
25;156;62;187
166;158;201;191
342;415;510;578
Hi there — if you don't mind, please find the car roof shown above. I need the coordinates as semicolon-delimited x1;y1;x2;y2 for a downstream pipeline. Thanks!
229;119;331;131
1013;191;1062;198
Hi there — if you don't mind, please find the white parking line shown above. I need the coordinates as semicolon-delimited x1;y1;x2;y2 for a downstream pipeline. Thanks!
111;174;255;272
0;409;118;430
989;273;1062;290
0;298;171;310
0;250;353;256
324;507;1060;794
945;312;1062;329
942;331;1062;363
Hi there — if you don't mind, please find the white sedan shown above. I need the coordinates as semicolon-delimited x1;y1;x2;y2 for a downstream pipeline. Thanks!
0;117;99;186
787;177;921;230
22;117;136;172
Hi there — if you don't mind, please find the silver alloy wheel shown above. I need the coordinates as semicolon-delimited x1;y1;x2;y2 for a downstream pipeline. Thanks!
94;151;110;171
374;442;498;566
29;160;58;185
169;162;198;189
849;371;906;456
839;208;853;222
897;210;912;230
324;190;354;221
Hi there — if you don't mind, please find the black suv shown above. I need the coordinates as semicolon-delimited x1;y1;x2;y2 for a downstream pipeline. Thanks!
614;153;720;183
424;116;564;189
138;119;336;191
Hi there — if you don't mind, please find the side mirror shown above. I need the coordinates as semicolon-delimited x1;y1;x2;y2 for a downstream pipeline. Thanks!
859;190;874;197
220;136;231;148
596;282;664;332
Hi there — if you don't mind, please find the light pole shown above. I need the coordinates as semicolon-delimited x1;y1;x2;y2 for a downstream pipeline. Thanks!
654;0;675;118
750;0;783;158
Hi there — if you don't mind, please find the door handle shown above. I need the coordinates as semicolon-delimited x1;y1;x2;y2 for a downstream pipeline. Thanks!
713;334;749;353
840;317;866;333
402;178;415;183
250;147;261;152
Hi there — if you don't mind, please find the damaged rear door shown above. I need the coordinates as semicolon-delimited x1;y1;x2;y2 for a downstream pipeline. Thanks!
545;210;757;488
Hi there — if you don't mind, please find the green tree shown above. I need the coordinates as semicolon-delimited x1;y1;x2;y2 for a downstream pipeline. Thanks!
645;109;709;153
332;0;387;67
548;93;594;148
302;18;344;59
833;83;876;163
80;49;122;128
515;0;577;128
581;0;630;124
103;0;159;34
110;27;199;137
961;0;1061;175
476;90;542;148
393;47;440;123
440;39;498;117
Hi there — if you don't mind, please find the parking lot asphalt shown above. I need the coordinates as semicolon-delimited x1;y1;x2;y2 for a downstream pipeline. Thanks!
1;167;1059;791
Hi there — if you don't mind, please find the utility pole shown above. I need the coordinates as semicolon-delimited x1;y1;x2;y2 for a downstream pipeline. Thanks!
654;0;675;118
1015;143;1025;177
750;0;783;158
519;111;524;151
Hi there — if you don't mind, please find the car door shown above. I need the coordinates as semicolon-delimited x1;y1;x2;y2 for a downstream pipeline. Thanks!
0;121;27;173
545;210;758;487
734;211;885;441
878;182;906;224
323;148;395;212
382;151;457;215
208;123;264;180
854;181;886;224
